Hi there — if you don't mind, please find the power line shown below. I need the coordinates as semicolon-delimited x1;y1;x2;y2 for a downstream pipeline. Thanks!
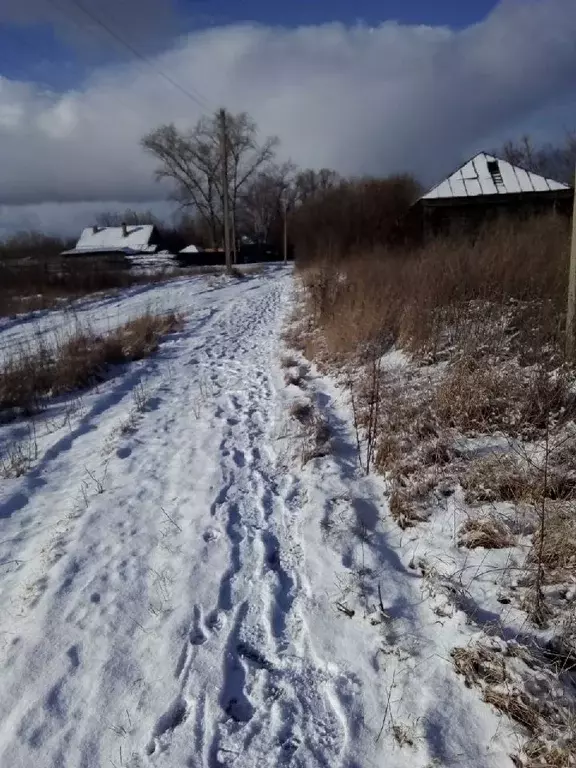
49;0;212;111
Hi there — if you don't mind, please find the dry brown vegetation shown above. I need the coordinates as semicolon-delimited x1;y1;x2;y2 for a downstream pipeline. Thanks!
0;258;158;317
297;214;569;362
458;515;513;549
291;200;576;768
0;312;182;418
294;208;576;688
452;640;576;767
295;213;575;498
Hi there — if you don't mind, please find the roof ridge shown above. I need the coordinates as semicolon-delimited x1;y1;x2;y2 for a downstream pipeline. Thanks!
420;150;570;201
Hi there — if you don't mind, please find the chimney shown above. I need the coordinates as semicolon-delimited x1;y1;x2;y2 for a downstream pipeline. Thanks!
121;222;128;237
92;225;98;234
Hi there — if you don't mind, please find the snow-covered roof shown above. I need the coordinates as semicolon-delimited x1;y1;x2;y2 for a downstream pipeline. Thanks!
180;244;200;253
421;152;570;201
63;225;157;255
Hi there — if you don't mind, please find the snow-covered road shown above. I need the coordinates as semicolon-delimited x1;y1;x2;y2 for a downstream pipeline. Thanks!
0;270;516;767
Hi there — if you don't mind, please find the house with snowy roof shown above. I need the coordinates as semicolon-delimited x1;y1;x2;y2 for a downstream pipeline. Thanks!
62;224;170;258
412;152;573;237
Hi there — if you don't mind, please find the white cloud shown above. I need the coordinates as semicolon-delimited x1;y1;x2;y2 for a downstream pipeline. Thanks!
0;0;575;234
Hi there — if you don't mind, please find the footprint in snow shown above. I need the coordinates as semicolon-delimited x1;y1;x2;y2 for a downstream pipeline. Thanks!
206;610;226;632
203;527;221;543
189;605;207;645
232;449;246;468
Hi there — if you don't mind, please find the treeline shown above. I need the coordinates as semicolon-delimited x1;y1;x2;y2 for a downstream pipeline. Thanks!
1;122;573;264
289;175;421;262
0;232;74;262
498;132;576;186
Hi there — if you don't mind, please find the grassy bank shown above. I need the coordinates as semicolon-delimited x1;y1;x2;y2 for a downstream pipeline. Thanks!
0;311;182;418
291;213;576;766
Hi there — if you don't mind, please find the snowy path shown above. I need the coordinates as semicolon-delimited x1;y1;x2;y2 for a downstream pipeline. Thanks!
0;271;516;767
0;272;353;768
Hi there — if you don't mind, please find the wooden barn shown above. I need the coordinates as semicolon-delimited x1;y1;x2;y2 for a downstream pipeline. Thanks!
411;152;573;238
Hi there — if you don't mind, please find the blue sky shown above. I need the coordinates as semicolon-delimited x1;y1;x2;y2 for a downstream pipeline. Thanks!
176;0;500;31
0;0;500;88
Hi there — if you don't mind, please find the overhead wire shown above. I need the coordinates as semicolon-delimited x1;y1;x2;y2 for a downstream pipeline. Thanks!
46;0;213;112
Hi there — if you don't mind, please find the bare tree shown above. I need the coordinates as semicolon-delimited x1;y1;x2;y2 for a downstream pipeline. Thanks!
225;112;279;255
95;209;160;227
497;131;576;185
294;168;341;204
240;162;295;243
142;111;279;249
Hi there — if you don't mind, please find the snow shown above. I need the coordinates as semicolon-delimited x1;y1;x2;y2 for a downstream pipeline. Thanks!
0;268;524;767
421;152;570;200
0;272;269;363
63;225;157;255
180;245;200;253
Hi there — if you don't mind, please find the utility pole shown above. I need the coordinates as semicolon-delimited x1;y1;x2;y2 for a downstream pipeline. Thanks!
219;108;232;274
566;163;576;360
282;200;288;265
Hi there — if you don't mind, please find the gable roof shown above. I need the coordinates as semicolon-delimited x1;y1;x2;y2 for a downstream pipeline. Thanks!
421;152;570;201
62;225;158;255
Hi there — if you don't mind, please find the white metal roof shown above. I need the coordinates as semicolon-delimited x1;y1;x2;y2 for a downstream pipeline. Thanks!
421;152;570;201
66;225;157;254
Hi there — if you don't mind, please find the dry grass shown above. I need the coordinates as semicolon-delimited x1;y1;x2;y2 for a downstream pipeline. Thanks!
527;504;576;580
388;488;420;529
0;257;217;318
523;742;576;768
452;640;576;766
298;214;569;364
458;515;513;549
451;645;508;687
483;687;541;732
289;399;313;424
432;360;576;439
0;259;152;317
287;213;576;767
463;455;531;504
301;413;332;465
388;477;433;529
391;723;416;748
0;312;182;417
296;213;576;625
294;213;576;765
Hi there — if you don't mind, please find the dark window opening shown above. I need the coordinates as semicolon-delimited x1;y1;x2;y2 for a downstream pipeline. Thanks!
487;159;504;188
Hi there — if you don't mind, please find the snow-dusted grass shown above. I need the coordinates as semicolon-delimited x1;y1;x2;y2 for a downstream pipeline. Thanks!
292;219;576;766
0;311;182;419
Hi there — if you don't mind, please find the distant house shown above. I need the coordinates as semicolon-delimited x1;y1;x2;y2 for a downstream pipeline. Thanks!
177;246;225;267
177;242;286;267
179;244;200;254
411;152;573;238
62;224;169;258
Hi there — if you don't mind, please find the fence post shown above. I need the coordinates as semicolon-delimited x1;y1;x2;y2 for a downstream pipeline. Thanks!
566;164;576;360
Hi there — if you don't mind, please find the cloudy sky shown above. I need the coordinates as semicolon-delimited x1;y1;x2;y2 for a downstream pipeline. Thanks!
0;0;575;237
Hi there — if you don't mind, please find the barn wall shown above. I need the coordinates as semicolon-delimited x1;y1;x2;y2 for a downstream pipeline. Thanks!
415;192;573;241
